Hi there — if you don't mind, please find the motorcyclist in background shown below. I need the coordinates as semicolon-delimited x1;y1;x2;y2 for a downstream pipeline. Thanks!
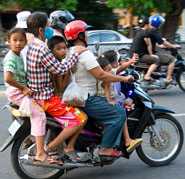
49;10;75;37
132;15;180;83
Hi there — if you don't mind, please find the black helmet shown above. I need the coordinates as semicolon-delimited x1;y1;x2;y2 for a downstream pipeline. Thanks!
138;16;149;27
49;10;75;30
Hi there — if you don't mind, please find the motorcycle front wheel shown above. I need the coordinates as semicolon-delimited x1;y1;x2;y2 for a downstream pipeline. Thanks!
136;113;183;167
11;129;64;179
177;70;185;92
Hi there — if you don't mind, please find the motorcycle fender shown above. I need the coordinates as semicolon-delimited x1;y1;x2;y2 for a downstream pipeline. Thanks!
152;105;175;114
0;119;24;152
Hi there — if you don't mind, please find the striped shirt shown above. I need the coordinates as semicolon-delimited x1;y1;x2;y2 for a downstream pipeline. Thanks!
26;38;79;100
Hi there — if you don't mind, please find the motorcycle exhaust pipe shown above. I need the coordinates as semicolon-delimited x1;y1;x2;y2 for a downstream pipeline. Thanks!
20;156;94;169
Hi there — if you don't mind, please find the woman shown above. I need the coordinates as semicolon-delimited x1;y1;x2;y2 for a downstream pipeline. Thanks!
64;20;134;157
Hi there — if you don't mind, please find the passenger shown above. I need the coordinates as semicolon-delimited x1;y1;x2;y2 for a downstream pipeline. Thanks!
26;12;87;164
15;11;34;70
96;52;142;153
3;28;48;164
47;35;70;96
64;20;134;157
49;10;75;37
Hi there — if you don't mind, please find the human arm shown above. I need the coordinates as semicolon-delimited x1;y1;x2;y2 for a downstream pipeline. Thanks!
162;40;180;49
103;82;113;102
40;46;87;75
4;71;32;96
89;66;134;83
116;54;138;74
144;37;153;55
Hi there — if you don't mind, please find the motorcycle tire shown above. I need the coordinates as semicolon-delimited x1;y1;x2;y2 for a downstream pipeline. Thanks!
136;113;184;167
11;129;64;179
177;70;185;92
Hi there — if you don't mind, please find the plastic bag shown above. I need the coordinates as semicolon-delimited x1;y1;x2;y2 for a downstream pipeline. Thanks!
19;97;32;117
62;75;88;107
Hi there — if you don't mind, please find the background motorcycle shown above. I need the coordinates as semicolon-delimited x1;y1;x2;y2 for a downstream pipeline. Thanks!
133;48;185;92
0;70;183;179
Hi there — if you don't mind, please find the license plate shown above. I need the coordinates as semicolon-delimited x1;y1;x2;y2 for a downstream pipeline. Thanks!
8;120;22;136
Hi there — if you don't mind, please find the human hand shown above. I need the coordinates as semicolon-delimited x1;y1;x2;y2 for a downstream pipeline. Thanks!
129;53;138;65
22;87;32;96
174;44;181;49
122;75;134;83
124;98;135;111
75;46;88;54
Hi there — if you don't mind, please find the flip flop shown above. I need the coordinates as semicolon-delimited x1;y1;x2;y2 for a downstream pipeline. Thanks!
126;138;143;153
64;151;82;163
33;155;63;166
98;150;122;158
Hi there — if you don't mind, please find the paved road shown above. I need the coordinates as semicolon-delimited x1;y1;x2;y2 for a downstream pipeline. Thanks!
0;87;185;179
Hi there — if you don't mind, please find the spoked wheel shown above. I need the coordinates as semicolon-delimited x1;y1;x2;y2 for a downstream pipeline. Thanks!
177;70;185;92
11;129;64;179
136;113;184;167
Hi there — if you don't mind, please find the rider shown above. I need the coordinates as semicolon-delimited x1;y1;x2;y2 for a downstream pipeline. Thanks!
64;20;134;157
132;15;179;83
147;15;180;83
49;10;75;36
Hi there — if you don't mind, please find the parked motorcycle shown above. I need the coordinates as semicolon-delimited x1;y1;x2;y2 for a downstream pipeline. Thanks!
0;70;183;179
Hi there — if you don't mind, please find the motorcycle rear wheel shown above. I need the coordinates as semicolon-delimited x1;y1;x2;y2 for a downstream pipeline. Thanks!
136;113;183;167
11;129;64;179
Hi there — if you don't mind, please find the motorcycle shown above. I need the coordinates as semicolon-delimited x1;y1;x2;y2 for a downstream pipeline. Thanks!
134;48;185;92
0;71;183;179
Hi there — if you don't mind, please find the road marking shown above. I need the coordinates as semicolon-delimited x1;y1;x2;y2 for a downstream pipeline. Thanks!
173;113;185;117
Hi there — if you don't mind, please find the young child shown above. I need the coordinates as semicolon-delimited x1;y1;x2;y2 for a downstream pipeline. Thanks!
96;52;142;153
47;35;70;96
3;28;50;163
47;35;87;160
26;12;87;163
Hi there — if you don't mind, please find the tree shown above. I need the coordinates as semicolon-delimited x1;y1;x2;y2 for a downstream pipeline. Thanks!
75;0;115;29
0;0;78;12
107;0;185;41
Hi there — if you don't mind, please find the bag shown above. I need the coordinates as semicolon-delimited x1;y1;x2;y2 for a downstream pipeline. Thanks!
19;97;32;117
62;73;88;107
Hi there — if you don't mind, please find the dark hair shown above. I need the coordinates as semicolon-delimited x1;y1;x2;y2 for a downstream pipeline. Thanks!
47;35;66;51
7;28;26;40
102;50;118;64
97;55;110;69
27;12;48;37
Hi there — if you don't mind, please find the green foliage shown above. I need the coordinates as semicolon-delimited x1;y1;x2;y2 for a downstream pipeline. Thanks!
107;0;171;15
0;0;78;11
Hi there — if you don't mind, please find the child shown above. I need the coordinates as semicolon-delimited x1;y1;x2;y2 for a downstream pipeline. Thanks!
47;35;87;160
26;12;87;163
47;35;70;96
3;28;51;164
96;53;142;153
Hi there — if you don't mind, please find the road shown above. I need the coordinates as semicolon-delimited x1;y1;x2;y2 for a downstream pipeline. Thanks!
0;87;185;179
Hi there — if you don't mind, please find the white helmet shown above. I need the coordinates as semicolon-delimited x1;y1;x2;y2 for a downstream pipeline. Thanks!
16;11;31;29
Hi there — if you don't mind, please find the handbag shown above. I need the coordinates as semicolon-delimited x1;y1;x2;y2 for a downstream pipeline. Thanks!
62;72;88;107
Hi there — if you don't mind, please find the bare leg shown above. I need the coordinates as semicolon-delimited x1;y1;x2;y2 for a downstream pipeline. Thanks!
47;126;80;151
123;121;131;146
166;62;175;81
144;64;158;80
35;136;47;161
65;121;87;152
